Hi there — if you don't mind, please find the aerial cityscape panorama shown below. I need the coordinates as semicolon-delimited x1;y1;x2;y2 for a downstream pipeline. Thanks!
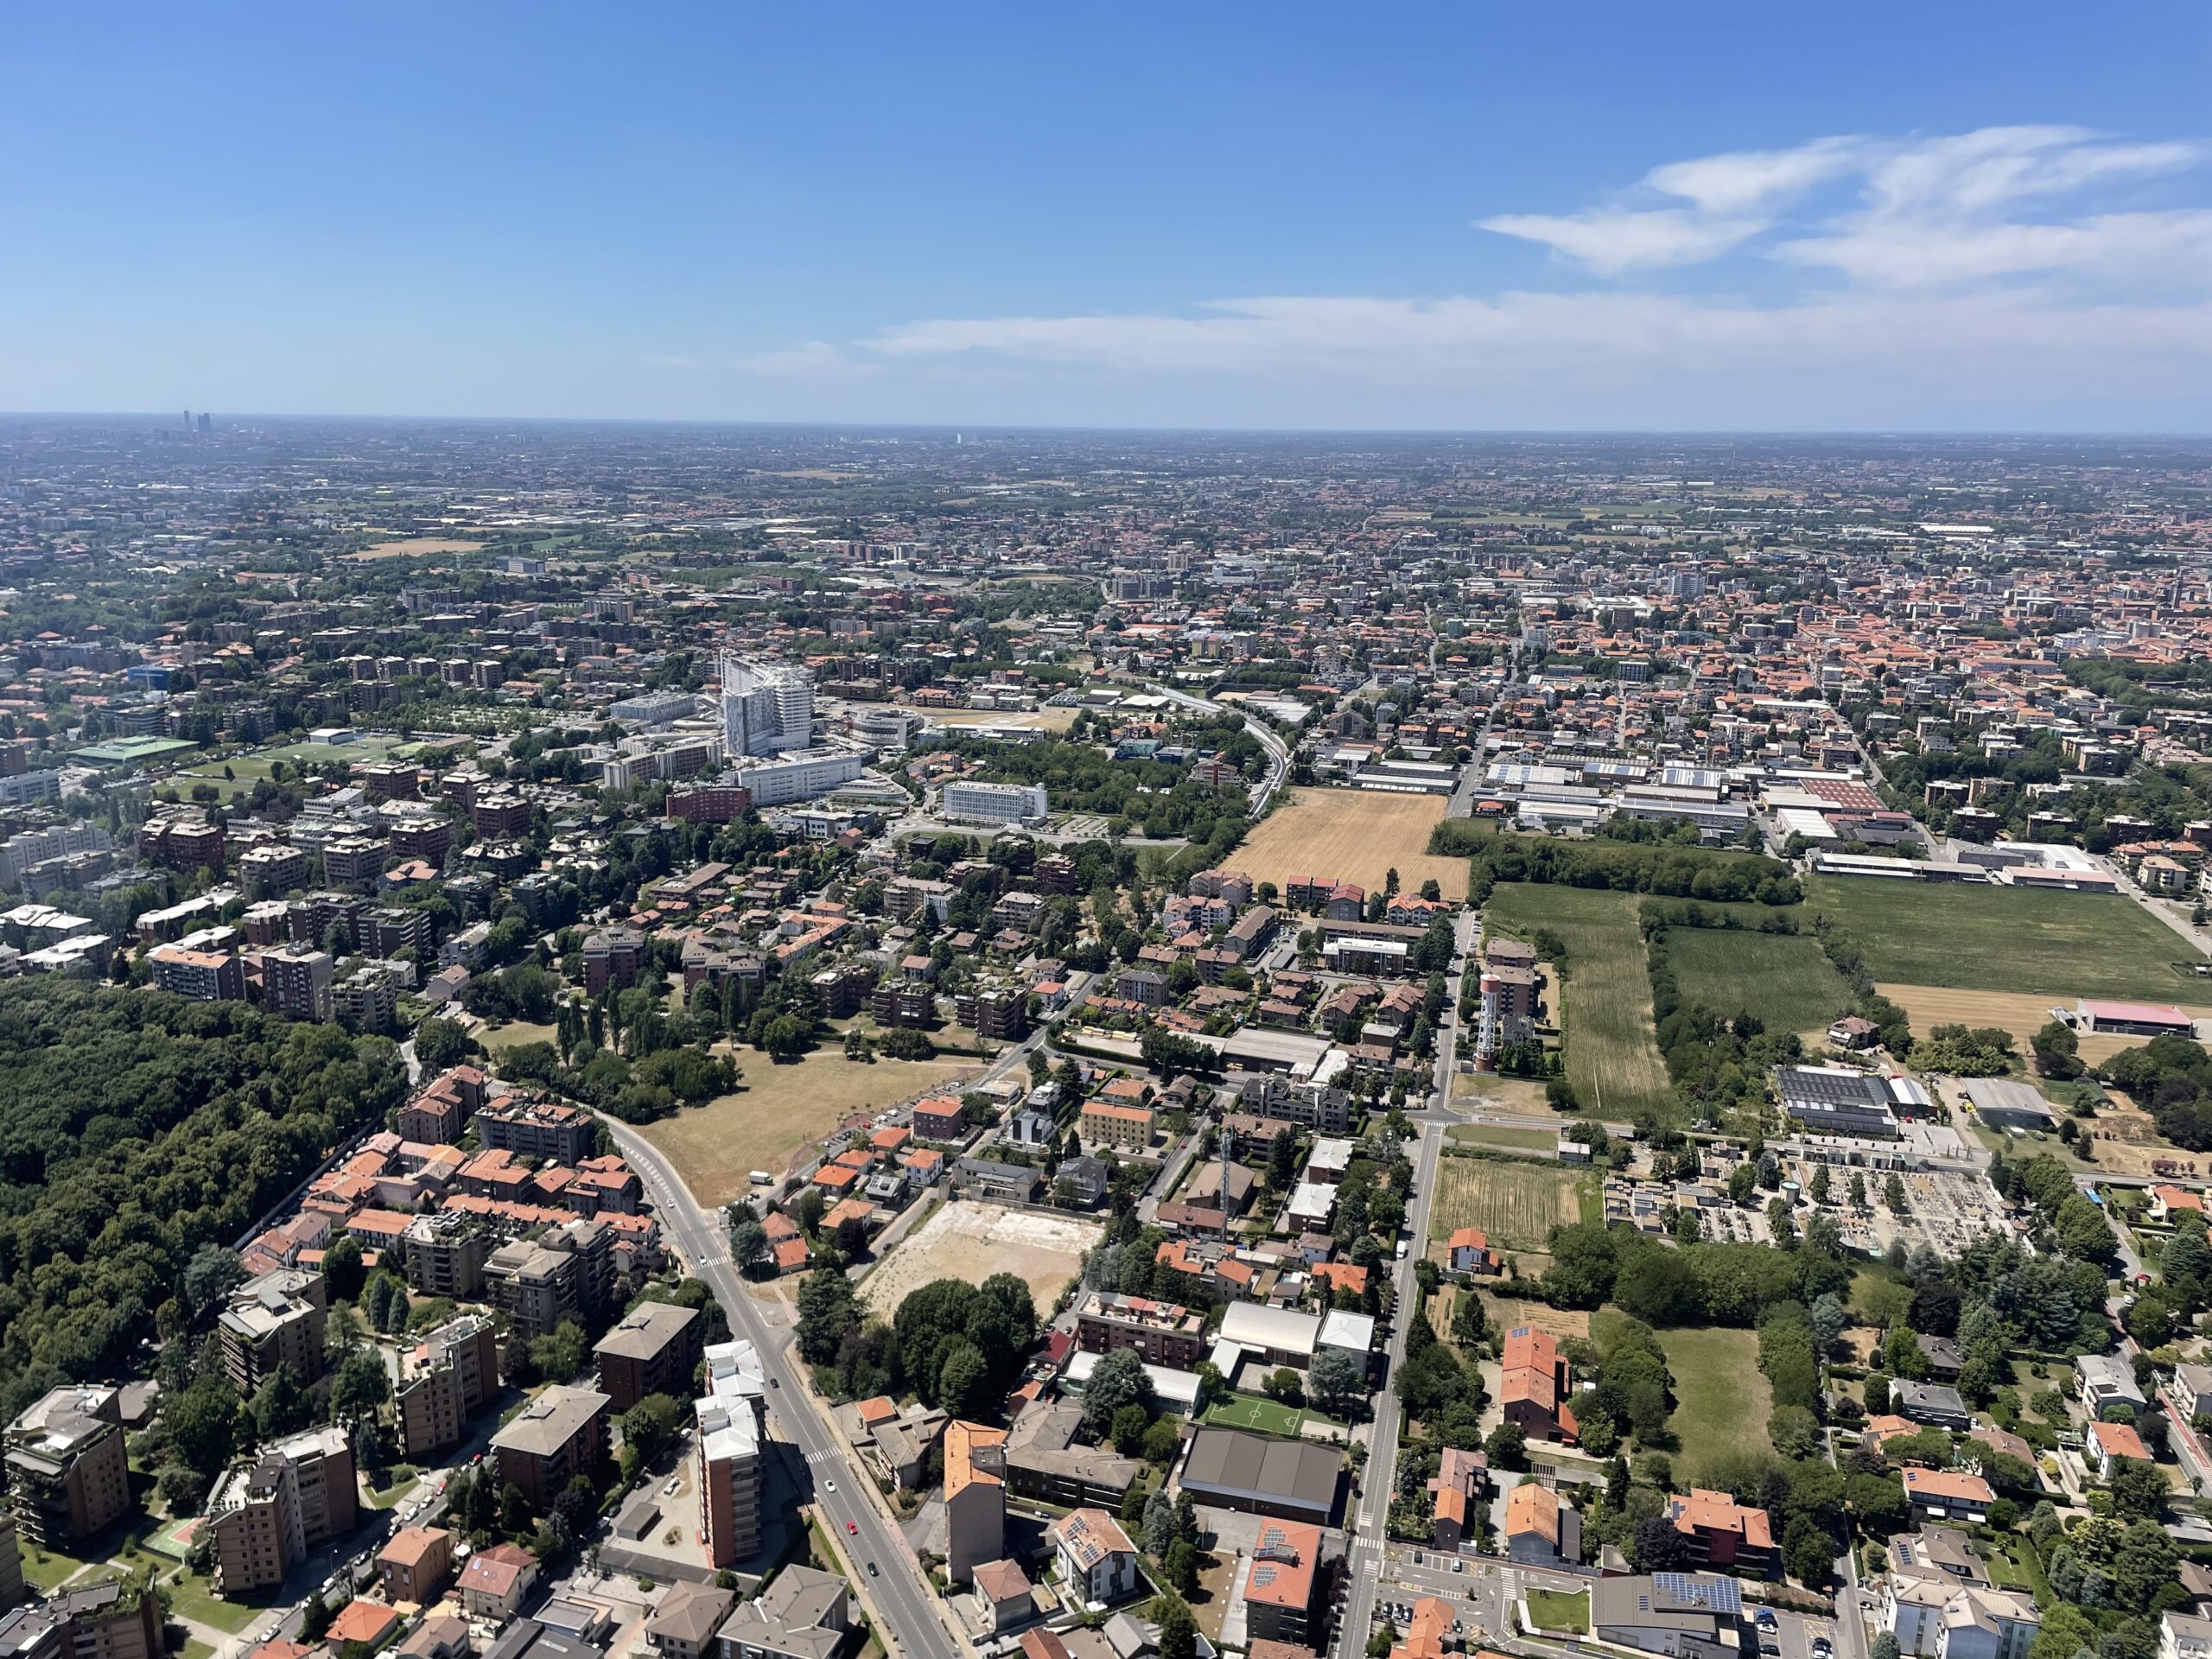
3;13;2211;1659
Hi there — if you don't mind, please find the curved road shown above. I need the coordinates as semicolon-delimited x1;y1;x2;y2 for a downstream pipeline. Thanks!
1140;681;1292;816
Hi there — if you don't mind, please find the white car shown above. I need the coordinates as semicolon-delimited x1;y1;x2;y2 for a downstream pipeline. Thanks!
824;1479;837;1494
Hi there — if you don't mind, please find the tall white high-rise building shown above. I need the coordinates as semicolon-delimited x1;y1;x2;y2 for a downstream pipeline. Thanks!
720;654;814;756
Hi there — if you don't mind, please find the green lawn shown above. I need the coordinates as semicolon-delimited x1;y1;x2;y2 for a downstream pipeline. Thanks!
1446;1124;1561;1153
19;1547;89;1592
166;1573;265;1634
1202;1393;1308;1437
1986;1535;2050;1605
1662;926;1853;1035
1526;1588;1589;1633
1484;885;1675;1119
368;1468;421;1510
1657;1325;1773;1474
1807;876;2193;999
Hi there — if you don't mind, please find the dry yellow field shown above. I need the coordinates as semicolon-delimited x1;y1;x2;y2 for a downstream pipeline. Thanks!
1877;982;2212;1067
1236;787;1467;899
640;1048;975;1208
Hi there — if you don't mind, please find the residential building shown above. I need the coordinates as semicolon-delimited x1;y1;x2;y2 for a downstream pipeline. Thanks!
377;1526;454;1605
474;1096;598;1165
486;1225;614;1344
1902;1468;1994;1524
697;1340;768;1569
397;1065;486;1143
645;1584;734;1659
261;947;334;1020
1446;1227;1492;1276
206;1427;357;1596
490;1387;611;1512
397;1315;499;1461
714;1562;852;1659
5;1387;130;1548
1892;1382;1972;1431
583;928;647;995
2078;1353;2149;1419
595;1302;704;1413
148;944;245;1001
1079;1101;1154;1152
1048;1509;1141;1606
944;1421;1008;1589
0;1582;162;1659
218;1268;328;1394
1504;1480;1580;1566
1501;1325;1577;1443
1001;1402;1144;1510
459;1544;540;1621
1073;1293;1208;1370
1243;1520;1328;1648
1663;1490;1775;1577
402;1211;492;1300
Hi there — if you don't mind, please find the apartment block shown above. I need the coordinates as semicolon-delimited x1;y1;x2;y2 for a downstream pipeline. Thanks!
218;1268;328;1395
485;1221;614;1344
474;1096;598;1165
402;1211;492;1300
397;1315;499;1462
594;1302;704;1414
206;1427;357;1596
261;947;334;1021
696;1340;767;1569
491;1386;609;1513
1073;1293;1207;1370
4;1387;130;1548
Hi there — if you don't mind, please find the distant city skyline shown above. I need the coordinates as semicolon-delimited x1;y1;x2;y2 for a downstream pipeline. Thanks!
5;2;2209;430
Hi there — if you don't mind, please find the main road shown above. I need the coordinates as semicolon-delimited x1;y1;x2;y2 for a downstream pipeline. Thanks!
603;1117;965;1659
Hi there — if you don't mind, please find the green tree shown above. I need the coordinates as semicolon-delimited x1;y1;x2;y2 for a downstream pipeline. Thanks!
1154;1595;1197;1659
1081;1348;1155;1430
332;1347;391;1423
795;1267;861;1366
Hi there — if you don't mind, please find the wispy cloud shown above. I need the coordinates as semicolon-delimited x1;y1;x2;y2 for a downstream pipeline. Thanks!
777;125;2212;423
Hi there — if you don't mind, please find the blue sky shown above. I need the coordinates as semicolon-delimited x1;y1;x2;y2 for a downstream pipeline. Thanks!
4;2;2209;429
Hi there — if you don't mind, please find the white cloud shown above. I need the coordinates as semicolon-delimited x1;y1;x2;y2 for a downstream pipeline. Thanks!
736;340;876;378
1478;208;1766;274
785;124;2212;423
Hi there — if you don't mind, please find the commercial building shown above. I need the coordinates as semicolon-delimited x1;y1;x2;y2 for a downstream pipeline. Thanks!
1589;1573;1746;1659
1176;1427;1340;1525
5;1387;131;1548
940;781;1048;826
2078;1000;2197;1038
721;656;816;757
696;1339;768;1569
490;1387;610;1512
594;1302;703;1413
1775;1065;1904;1139
733;753;862;807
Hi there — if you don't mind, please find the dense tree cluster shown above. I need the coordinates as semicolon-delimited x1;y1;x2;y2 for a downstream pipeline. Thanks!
2103;1033;2212;1151
0;982;405;1414
1432;827;1802;907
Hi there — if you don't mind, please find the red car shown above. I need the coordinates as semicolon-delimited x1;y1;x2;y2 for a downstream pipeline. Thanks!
847;1521;858;1535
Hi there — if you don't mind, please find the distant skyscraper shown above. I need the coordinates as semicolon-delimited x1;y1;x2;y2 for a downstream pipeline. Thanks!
197;413;212;434
720;654;813;757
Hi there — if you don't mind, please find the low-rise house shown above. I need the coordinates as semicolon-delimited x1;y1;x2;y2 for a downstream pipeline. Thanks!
1902;1468;1994;1525
1503;1480;1578;1567
1049;1508;1141;1606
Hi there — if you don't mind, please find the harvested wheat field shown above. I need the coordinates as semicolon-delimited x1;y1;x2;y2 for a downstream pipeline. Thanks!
1877;983;2212;1068
861;1200;1102;1313
1236;788;1467;900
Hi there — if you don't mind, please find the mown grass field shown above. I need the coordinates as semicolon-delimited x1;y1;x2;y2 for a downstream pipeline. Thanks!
1807;876;2191;999
1658;1325;1772;1475
1483;884;1673;1117
1427;1154;1584;1254
1663;926;1854;1034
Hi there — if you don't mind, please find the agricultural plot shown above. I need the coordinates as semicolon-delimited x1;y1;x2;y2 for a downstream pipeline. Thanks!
1236;787;1468;899
1426;1154;1583;1254
1482;884;1673;1118
1808;876;2190;1000
1663;926;1853;1035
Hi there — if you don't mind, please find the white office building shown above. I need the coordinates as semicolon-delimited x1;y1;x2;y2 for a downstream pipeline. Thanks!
721;655;815;757
941;780;1048;826
734;752;863;807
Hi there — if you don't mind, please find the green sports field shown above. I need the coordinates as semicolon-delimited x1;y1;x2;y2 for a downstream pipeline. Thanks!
1662;926;1853;1034
1483;884;1674;1118
1807;875;2190;999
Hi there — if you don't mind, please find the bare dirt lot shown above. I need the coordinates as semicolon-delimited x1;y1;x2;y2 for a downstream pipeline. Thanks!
1236;787;1468;899
1878;983;2212;1067
900;705;1078;734
861;1200;1101;1315
351;536;485;559
641;1049;975;1209
2076;1097;2212;1179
